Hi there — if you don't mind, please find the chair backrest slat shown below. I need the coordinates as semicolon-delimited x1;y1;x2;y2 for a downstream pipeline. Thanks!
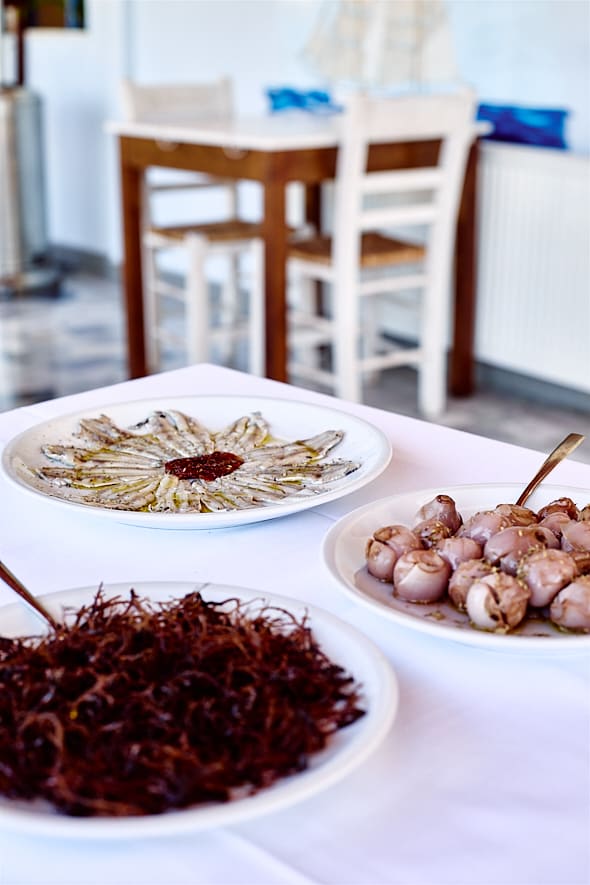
359;205;438;231
345;92;477;143
361;167;443;195
120;78;233;123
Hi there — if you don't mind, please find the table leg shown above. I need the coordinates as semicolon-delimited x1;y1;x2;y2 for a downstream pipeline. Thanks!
450;139;479;396
119;147;147;379
304;182;322;232
304;183;325;315
262;179;288;381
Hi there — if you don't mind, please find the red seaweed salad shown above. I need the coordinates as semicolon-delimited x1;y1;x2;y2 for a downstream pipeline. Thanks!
0;589;365;817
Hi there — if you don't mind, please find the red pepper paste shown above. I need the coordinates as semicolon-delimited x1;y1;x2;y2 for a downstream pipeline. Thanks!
164;451;244;482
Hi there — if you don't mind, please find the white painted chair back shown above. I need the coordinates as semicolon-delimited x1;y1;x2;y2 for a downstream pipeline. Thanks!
288;89;477;418
120;78;233;124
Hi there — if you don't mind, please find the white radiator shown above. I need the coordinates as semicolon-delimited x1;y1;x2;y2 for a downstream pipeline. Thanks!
475;142;590;394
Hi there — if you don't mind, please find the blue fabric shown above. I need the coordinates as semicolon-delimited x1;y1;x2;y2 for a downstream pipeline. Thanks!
477;103;568;149
266;87;343;115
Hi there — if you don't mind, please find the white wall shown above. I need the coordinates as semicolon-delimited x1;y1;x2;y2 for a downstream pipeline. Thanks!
447;0;589;155
25;0;127;260
128;0;317;113
21;0;589;266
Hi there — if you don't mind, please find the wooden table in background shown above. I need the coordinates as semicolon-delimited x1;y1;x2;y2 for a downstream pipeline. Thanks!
109;115;481;394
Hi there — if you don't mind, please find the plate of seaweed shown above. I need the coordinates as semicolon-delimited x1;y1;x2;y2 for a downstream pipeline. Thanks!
0;395;392;529
0;581;398;838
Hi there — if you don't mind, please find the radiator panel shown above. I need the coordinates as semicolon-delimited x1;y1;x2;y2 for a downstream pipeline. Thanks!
475;142;590;394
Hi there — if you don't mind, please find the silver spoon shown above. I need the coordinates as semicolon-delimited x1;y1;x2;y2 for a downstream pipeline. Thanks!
0;561;59;630
515;432;586;507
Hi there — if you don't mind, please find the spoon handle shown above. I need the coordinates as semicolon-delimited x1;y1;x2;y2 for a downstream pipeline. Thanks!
515;433;586;507
0;561;59;630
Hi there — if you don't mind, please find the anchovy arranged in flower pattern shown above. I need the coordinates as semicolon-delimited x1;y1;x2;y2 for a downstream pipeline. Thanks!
27;410;360;513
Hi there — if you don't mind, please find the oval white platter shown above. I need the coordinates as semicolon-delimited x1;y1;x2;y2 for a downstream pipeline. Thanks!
0;395;392;529
0;581;398;839
323;483;590;653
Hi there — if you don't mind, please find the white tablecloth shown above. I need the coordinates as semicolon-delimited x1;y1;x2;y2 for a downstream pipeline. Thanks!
0;365;588;885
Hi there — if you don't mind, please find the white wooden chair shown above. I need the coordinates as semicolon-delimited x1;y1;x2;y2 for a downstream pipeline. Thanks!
120;79;264;375
286;90;477;418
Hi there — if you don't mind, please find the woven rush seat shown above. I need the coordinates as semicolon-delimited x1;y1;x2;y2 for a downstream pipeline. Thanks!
288;232;426;268
148;219;263;243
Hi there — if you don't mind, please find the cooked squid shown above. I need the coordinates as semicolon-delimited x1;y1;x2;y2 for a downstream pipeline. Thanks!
413;518;451;548
436;536;483;570
560;519;590;553
366;525;422;582
538;511;572;539
517;548;578;608
447;558;494;611
538;497;579;521
494;503;538;526
414;494;462;534
466;572;530;632
549;576;590;631
365;491;590;634
483;525;559;575
372;525;422;558
365;539;398;582
458;510;513;544
393;549;451;603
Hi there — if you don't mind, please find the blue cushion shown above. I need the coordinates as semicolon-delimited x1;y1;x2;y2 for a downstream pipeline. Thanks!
477;103;568;149
266;87;342;115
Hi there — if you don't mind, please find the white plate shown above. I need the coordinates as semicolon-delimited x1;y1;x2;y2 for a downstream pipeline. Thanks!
0;581;397;839
0;395;391;529
323;483;590;652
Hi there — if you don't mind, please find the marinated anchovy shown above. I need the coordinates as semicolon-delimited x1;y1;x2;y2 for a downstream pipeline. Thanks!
213;412;270;453
142;410;214;457
76;415;133;445
29;410;360;514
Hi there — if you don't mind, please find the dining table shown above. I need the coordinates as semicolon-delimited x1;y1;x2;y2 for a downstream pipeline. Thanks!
0;363;589;885
107;112;484;395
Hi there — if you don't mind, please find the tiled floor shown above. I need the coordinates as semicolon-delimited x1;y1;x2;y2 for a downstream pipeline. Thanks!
1;271;590;464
